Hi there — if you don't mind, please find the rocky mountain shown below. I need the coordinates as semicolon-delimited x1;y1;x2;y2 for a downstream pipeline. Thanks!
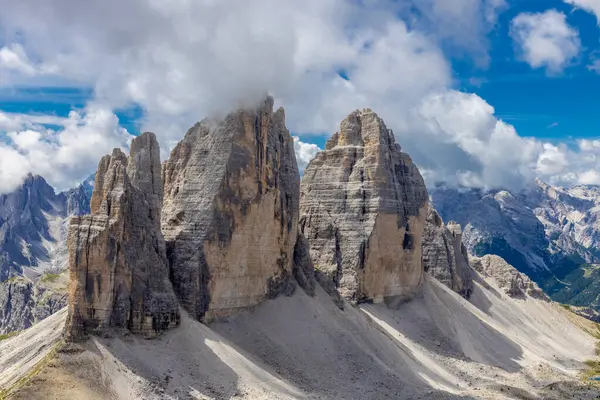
431;180;600;309
66;133;179;341
470;254;549;300
422;206;474;298
2;102;600;399
299;109;429;305
161;97;300;322
3;236;599;399
0;174;93;334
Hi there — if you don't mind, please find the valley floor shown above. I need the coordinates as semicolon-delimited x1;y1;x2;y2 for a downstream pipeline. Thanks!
1;271;599;400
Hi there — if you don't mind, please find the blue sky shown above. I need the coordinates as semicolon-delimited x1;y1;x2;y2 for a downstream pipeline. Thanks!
3;0;599;149
457;0;600;144
3;0;600;192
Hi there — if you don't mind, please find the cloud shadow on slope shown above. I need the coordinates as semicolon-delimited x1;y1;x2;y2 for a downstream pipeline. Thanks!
364;278;523;374
90;310;304;400
210;286;480;400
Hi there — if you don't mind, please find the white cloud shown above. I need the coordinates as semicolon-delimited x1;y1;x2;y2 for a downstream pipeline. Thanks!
588;58;600;73
510;10;580;74
0;0;594;193
293;137;321;173
0;43;59;86
409;0;507;65
0;105;132;192
565;0;600;23
0;44;37;75
397;90;541;189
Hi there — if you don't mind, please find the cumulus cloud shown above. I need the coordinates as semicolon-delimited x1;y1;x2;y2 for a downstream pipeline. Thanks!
408;0;507;65
396;91;541;189
293;137;321;173
565;0;600;23
0;106;132;192
0;0;595;193
510;10;580;74
0;44;37;75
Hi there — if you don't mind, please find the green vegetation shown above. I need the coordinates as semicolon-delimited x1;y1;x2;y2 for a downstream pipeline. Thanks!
6;276;24;284
560;304;572;311
582;324;600;381
543;264;600;308
0;331;20;341
0;340;63;399
40;273;61;284
583;359;600;381
473;238;536;281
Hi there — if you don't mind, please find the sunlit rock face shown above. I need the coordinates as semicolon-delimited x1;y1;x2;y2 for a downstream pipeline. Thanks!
161;97;300;321
66;132;179;341
299;109;428;304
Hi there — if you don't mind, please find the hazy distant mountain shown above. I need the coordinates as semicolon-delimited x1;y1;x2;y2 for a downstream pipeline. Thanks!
431;179;600;308
0;174;93;333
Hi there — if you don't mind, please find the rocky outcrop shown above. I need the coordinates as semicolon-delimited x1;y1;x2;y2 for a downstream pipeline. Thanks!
61;174;94;216
422;206;473;298
299;109;428;304
161;97;300;321
0;276;67;334
65;133;179;341
469;254;549;300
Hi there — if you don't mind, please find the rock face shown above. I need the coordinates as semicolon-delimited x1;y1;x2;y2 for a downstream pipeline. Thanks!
431;181;600;309
470;254;549;300
62;174;94;216
0;174;92;334
161;97;300;321
422;206;473;298
65;133;179;341
299;109;428;304
0;276;67;334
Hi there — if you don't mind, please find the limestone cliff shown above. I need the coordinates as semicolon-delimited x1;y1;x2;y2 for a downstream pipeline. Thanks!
161;97;300;321
0;275;67;334
469;254;549;300
422;206;473;298
65;133;179;341
299;109;428;304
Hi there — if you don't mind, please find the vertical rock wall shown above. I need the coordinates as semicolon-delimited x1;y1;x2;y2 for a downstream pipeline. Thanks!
422;206;474;298
65;133;179;341
161;97;300;321
299;109;428;304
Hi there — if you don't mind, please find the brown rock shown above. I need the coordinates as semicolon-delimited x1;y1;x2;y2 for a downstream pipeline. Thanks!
422;206;473;298
299;109;428;304
469;254;549;300
65;132;179;341
161;97;300;321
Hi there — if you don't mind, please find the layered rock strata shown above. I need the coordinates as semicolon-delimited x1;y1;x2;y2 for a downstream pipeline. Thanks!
0;276;67;334
161;97;300;321
299;109;428;304
470;254;549;300
422;206;473;298
65;132;179;341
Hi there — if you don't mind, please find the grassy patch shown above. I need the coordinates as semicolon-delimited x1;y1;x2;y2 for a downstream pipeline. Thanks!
561;304;572;311
583;324;600;381
0;340;63;399
0;331;20;341
40;273;61;284
583;360;600;380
